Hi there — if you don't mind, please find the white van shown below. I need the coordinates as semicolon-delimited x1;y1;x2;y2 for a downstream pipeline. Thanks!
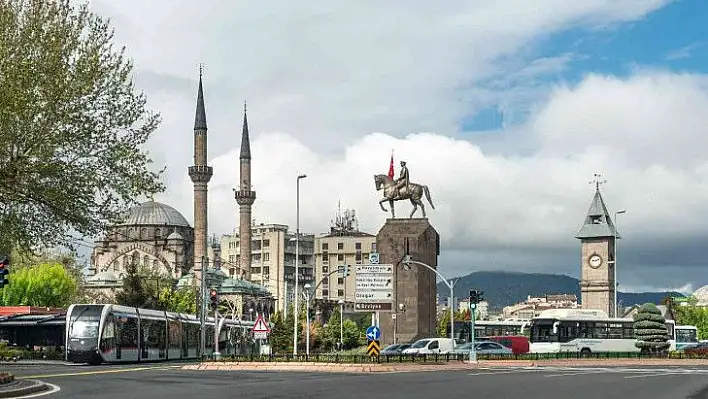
402;338;455;354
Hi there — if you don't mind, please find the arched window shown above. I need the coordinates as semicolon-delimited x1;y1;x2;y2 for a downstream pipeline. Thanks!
131;251;139;266
140;228;147;239
155;228;161;238
144;255;150;268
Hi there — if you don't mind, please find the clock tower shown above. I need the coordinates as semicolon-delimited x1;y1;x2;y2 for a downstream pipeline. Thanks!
576;174;620;317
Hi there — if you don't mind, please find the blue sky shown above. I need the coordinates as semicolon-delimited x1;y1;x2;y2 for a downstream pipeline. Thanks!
462;0;708;133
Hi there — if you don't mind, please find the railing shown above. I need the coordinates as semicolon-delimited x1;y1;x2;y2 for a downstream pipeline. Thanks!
203;351;708;363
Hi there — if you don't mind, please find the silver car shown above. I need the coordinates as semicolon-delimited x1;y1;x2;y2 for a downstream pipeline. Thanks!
452;341;513;355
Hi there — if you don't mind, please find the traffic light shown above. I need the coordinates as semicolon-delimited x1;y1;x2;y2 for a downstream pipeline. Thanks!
209;289;218;310
469;289;478;304
0;257;9;288
343;265;351;277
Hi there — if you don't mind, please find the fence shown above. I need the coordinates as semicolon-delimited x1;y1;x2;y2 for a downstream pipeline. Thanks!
204;351;708;363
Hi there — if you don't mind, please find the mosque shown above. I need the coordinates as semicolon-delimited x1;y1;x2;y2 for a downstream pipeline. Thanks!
85;71;274;319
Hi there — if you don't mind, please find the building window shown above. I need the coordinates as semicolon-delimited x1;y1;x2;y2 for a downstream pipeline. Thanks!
155;228;161;238
323;279;328;286
263;267;269;276
229;268;235;276
322;243;328;250
322;251;328;262
322;266;328;273
263;239;270;247
337;242;344;250
338;290;344;297
355;242;362;250
338;278;344;285
337;254;344;262
371;242;376;252
322;289;329;297
355;252;362;264
252;267;261;274
229;255;235;263
263;252;270;262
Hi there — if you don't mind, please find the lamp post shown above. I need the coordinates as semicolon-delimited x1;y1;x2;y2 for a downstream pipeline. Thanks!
395;303;405;344
614;209;626;318
338;299;344;351
293;173;307;356
402;256;457;342
303;283;312;356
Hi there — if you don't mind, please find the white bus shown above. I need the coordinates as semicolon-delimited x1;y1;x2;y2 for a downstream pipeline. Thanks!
529;309;639;355
674;324;699;350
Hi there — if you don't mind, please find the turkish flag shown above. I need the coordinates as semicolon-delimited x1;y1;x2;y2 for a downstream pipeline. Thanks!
388;151;394;179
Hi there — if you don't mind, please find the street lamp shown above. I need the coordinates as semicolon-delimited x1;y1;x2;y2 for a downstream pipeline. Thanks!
249;308;254;321
614;209;626;318
303;283;313;356
402;256;457;342
338;299;344;351
395;303;405;344
294;173;307;356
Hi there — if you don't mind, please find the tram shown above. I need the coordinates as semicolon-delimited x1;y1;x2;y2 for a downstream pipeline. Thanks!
65;304;260;365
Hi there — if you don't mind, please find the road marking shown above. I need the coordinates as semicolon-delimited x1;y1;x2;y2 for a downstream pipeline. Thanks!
544;371;610;377
468;370;540;376
17;365;182;379
14;382;60;398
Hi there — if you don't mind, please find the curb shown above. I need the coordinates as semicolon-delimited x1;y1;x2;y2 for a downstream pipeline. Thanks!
0;379;47;398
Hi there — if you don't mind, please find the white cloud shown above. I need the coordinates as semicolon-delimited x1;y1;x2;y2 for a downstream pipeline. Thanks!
77;0;708;288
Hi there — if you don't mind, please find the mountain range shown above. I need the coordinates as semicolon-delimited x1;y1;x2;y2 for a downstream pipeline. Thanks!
436;271;685;312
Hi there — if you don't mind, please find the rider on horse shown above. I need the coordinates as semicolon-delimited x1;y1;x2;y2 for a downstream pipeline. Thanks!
394;161;409;198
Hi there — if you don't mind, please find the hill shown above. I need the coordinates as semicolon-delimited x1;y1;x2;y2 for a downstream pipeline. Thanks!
436;271;685;311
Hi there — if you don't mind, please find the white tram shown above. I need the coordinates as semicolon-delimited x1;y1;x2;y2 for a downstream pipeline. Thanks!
65;304;260;365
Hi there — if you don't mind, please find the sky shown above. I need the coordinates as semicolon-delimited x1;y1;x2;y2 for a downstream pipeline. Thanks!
81;0;708;294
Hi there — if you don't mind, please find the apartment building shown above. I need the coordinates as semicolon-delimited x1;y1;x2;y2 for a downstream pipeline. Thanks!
312;208;376;308
215;222;315;314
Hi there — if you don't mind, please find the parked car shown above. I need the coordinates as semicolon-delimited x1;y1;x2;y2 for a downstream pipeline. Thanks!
483;335;530;355
381;343;411;355
452;340;513;355
402;338;456;354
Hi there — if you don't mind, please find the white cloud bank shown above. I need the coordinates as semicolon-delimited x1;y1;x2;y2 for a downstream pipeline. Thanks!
80;0;708;288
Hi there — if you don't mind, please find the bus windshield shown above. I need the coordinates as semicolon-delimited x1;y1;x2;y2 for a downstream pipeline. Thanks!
676;328;698;343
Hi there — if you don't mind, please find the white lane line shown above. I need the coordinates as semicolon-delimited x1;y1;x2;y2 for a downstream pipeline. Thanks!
624;372;696;379
544;371;611;377
468;370;541;376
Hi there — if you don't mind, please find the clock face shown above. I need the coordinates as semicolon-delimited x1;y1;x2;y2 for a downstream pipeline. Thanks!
589;254;603;268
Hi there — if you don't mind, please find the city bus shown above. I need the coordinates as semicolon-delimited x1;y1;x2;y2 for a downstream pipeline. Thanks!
453;319;528;343
528;308;697;354
674;324;699;350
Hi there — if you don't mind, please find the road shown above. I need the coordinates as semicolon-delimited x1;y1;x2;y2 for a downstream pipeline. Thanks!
3;363;708;398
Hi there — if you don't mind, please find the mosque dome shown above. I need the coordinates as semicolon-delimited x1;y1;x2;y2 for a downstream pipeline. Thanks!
118;201;190;227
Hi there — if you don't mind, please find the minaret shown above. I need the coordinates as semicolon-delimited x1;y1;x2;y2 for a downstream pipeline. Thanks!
235;102;256;280
576;174;618;317
188;66;213;285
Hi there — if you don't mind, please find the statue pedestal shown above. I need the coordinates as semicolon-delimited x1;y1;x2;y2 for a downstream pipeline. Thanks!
375;218;439;346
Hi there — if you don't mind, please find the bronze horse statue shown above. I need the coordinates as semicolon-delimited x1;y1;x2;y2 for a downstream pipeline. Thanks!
374;174;435;218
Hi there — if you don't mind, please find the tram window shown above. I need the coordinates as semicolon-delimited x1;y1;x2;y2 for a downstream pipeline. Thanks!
101;315;117;352
117;315;139;347
168;321;181;349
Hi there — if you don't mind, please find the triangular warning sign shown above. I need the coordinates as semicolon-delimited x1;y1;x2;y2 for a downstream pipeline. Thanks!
252;314;270;333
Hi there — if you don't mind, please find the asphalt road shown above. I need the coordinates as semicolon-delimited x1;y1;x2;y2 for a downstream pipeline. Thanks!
3;363;708;398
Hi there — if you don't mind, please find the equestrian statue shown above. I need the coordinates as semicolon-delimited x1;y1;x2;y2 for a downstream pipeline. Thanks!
374;160;435;219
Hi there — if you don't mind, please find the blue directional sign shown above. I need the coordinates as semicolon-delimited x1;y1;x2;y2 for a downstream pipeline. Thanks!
366;326;381;341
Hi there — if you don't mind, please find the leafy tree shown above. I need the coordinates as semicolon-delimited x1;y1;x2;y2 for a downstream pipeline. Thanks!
0;0;165;255
158;286;197;314
674;306;708;340
341;319;361;349
114;262;157;309
0;261;79;307
269;307;297;354
633;303;670;354
437;311;451;338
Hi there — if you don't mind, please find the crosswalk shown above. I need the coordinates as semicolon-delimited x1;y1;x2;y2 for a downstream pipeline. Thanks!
467;366;708;379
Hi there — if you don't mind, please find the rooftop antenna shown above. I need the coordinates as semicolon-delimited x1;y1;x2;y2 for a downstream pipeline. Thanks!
590;173;606;191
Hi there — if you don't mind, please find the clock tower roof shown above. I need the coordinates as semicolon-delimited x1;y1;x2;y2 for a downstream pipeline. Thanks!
575;185;619;239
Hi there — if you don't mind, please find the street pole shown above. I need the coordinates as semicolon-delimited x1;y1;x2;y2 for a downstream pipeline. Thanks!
339;300;344;351
469;303;477;363
199;256;206;358
401;257;456;342
306;295;311;357
293;174;306;355
614;209;626;318
213;308;220;359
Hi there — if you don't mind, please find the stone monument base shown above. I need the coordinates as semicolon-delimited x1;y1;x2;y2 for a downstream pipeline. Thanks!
375;218;439;346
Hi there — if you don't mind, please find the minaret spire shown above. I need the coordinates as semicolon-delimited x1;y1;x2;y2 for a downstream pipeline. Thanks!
188;64;213;287
240;100;251;160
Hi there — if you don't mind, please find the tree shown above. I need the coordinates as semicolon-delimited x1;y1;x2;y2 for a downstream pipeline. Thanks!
437;311;451;338
633;303;670;354
114;262;157;309
0;0;165;255
158;286;197;314
674;306;708;340
0;261;79;307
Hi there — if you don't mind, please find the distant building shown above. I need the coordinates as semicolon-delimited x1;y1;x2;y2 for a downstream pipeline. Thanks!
457;299;489;320
313;205;376;310
503;294;579;319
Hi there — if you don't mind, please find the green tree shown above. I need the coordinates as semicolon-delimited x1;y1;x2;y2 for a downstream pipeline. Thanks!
158;286;197;314
0;262;79;307
674;306;708;340
633;303;670;354
0;0;165;255
341;319;361;349
321;308;342;351
437;311;451;338
114;262;157;309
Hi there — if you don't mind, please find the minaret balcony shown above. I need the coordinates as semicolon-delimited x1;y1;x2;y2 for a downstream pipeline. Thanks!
235;189;256;205
188;165;213;183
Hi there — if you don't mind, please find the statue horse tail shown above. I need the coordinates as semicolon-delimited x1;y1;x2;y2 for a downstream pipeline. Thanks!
423;185;435;209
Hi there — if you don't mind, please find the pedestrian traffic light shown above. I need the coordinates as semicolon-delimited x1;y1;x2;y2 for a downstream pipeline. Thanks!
0;257;9;288
209;289;218;310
